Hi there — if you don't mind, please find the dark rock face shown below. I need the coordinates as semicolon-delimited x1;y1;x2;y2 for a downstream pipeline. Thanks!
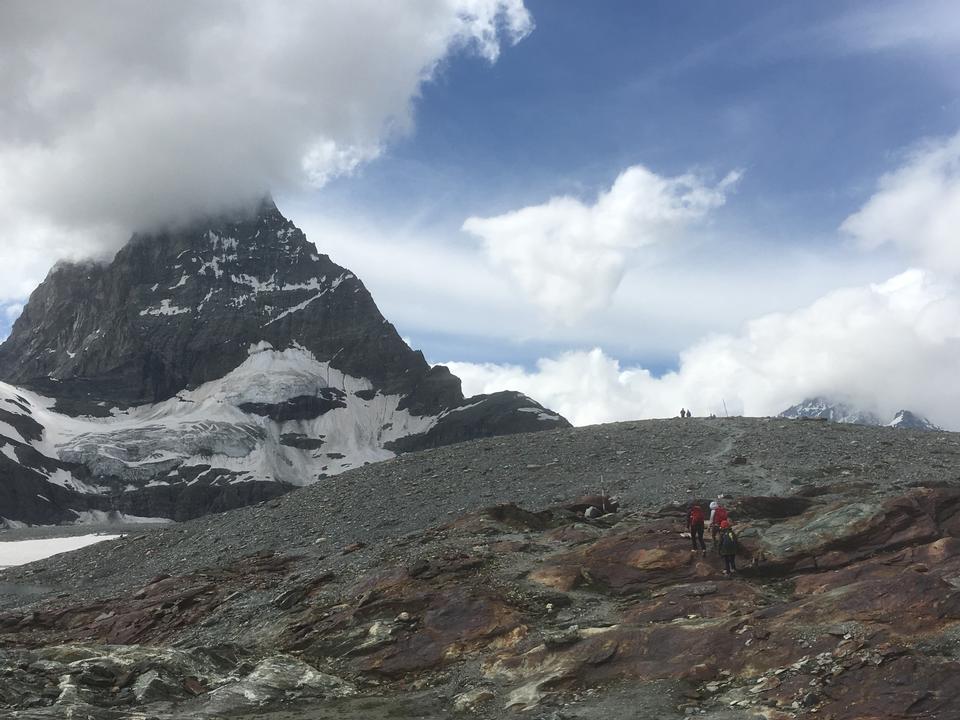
279;433;326;450
0;447;92;526
0;199;456;413
387;391;567;453
239;390;347;421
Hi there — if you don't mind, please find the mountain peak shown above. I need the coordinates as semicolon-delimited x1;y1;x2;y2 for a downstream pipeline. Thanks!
780;397;940;431
0;206;569;525
0;205;439;409
779;397;880;426
888;410;941;431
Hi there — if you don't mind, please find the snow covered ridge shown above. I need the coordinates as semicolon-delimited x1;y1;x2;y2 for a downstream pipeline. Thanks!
780;397;941;431
2;346;434;490
0;346;568;526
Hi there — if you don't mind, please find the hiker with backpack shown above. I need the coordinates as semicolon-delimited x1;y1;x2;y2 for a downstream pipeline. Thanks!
709;500;728;547
686;504;707;555
718;520;738;575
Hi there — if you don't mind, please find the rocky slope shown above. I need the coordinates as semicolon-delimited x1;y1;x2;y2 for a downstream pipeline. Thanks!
2;417;959;719
0;200;568;525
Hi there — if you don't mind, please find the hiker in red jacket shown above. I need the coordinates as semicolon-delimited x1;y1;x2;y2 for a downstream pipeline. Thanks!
687;504;707;555
709;500;728;547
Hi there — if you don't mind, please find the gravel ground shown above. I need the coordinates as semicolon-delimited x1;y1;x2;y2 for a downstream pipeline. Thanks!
2;416;959;612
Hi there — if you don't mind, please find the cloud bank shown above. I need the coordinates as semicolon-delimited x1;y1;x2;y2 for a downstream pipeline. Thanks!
0;0;532;298
462;165;740;321
447;127;960;429
841;131;960;274
446;269;960;429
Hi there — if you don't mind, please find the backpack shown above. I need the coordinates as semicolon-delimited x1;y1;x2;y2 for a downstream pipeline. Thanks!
719;529;737;554
713;506;728;525
688;506;705;525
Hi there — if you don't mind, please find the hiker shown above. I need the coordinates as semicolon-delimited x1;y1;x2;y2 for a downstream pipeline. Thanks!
679;408;686;418
686;503;707;554
709;500;728;547
718;520;738;574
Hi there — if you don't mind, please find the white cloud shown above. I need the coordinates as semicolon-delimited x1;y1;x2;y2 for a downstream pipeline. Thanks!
462;165;740;321
293;207;902;364
0;0;532;301
446;269;960;429
841;131;960;274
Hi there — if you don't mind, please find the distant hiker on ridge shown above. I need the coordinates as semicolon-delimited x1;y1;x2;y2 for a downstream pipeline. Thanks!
687;503;707;555
718;520;738;575
680;408;687;418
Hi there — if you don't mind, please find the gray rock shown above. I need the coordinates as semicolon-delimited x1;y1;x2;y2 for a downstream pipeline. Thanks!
201;654;354;715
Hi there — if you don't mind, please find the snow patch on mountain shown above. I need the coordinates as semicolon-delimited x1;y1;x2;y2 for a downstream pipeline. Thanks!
2;346;439;499
139;299;192;317
888;410;941;431
517;407;564;422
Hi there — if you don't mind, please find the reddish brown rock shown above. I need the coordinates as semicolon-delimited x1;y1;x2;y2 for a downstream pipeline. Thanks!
762;653;960;718
793;537;960;596
622;580;768;624
489;616;807;694
0;552;296;647
529;520;713;594
543;525;601;545
360;588;525;677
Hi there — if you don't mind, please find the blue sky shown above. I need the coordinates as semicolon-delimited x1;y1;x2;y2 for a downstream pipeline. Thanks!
306;0;959;228
280;0;958;372
3;0;960;425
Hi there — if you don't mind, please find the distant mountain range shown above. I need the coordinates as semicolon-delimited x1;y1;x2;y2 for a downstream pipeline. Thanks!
0;199;568;526
779;397;941;431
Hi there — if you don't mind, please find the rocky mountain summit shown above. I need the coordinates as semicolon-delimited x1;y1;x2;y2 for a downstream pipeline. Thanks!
779;397;940;430
2;417;959;719
0;199;567;526
888;409;941;431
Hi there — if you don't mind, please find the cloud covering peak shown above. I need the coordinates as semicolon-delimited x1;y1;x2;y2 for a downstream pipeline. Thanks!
0;0;532;296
